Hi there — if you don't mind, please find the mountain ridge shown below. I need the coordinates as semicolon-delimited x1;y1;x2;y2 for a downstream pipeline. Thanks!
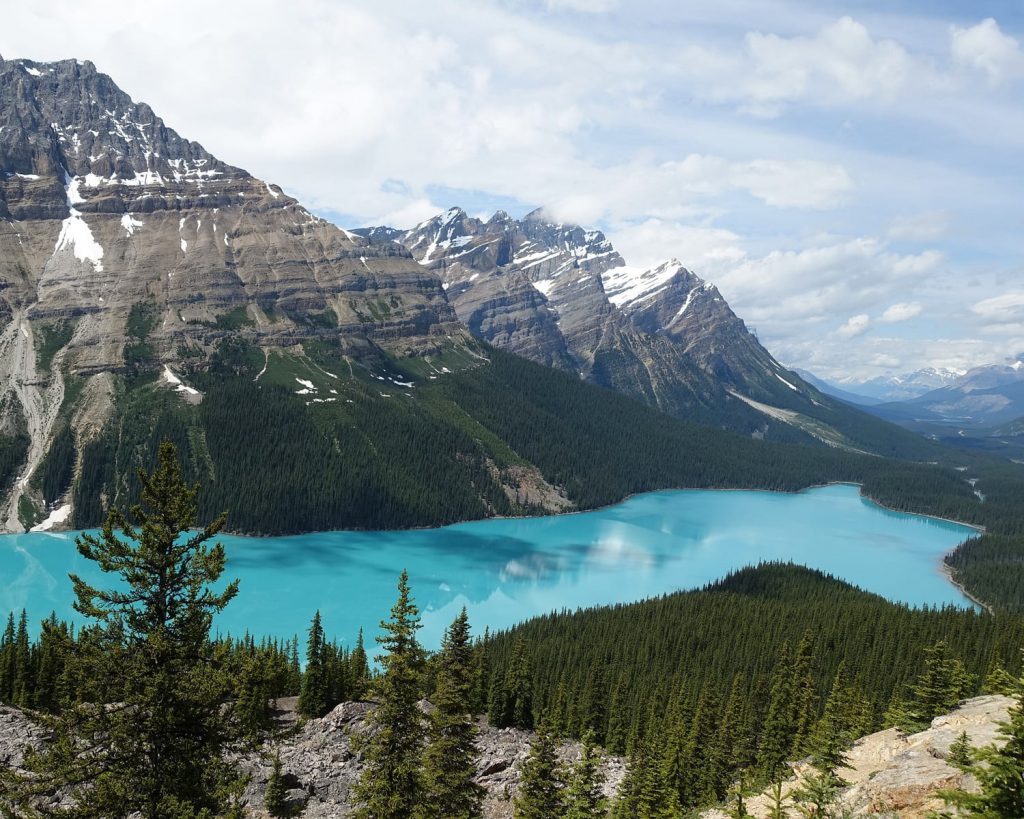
0;55;961;534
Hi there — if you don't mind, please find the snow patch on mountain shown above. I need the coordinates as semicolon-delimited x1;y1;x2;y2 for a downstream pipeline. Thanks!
54;174;104;271
602;259;686;308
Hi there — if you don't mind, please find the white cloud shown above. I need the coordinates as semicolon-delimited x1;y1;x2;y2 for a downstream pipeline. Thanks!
972;291;1024;322
651;155;853;211
682;16;931;115
879;302;923;323
609;219;744;272
716;238;943;327
951;18;1024;85
887;211;950;242
837;313;871;338
544;0;618;12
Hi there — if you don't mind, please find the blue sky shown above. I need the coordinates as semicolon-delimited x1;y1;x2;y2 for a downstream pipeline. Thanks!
5;0;1024;380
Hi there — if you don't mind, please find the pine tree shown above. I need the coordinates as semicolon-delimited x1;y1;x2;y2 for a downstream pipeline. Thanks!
350;628;370;700
947;730;973;769
264;751;289;818
0;613;15;703
564;730;607;819
298;611;329;718
419;608;484;819
983;662;1018;696
287;636;302;696
789;631;818;757
807;663;857;777
353;570;426;819
758;641;796;776
766;780;788;819
514;722;566;819
905;641;974;731
790;769;843;818
1;440;241;817
236;654;273;737
11;610;30;708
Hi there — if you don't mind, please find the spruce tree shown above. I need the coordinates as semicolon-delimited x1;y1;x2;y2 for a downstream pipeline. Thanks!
0;613;15;703
905;641;974;731
947;730;973;769
766;780;788;819
983;663;1018;696
807;663;857;777
514;722;566;819
790;769;843;818
298;610;329;718
353;570;426;819
264;751;289;818
236;654;273;737
12;610;30;708
287;637;302;696
758;641;796;776
419;607;484;819
350;628;370;700
564;730;607;819
614;729;680;819
32;616;67;712
1;440;241;817
789;631;818;757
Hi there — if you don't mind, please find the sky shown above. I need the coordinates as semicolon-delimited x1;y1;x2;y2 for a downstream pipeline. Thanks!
4;0;1024;381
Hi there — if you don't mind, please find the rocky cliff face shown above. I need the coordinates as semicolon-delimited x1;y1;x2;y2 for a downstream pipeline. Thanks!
0;56;466;530
0;56;461;371
378;206;821;423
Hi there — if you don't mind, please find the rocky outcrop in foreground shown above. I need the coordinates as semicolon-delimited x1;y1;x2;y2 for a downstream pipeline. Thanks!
237;698;625;818
703;694;1015;819
2;695;1012;817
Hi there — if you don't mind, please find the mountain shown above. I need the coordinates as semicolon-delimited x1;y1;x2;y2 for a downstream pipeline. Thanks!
0;55;470;531
0;56;953;535
868;362;1024;429
361;207;936;455
387;207;811;410
792;368;882;406
834;367;966;403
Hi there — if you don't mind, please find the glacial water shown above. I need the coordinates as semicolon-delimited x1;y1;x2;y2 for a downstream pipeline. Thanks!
0;484;979;649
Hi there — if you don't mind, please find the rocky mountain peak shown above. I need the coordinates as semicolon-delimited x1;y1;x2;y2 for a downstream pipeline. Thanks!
0;57;244;198
0;56;468;529
390;206;820;427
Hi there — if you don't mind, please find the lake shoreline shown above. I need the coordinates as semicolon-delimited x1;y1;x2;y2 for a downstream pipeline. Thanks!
3;480;986;541
938;561;994;614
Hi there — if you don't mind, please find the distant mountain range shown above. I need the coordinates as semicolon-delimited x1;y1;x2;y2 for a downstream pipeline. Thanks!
0;55;948;534
801;362;1024;458
802;367;967;404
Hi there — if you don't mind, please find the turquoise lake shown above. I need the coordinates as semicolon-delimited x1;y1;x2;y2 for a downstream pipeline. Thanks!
0;484;979;649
